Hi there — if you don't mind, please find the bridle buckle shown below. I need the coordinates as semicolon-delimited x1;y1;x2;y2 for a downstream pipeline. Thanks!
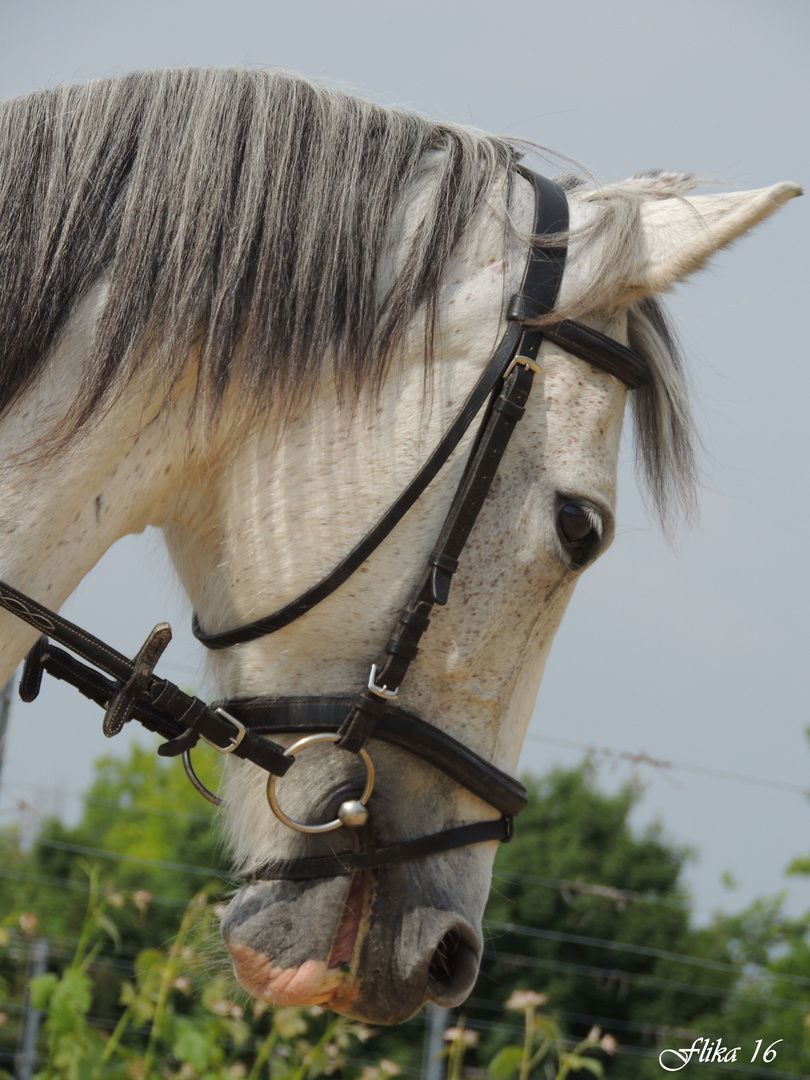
201;708;247;753
504;354;542;379
367;664;399;700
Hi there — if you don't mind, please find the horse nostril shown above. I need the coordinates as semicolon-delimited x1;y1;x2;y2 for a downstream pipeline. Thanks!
427;928;480;1005
428;929;458;987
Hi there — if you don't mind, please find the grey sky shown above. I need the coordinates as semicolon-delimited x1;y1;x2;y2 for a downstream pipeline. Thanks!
1;0;808;927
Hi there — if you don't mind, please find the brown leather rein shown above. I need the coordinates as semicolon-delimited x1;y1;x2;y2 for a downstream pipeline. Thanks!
0;169;648;880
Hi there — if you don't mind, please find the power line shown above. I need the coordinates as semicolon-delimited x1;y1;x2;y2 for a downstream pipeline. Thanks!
526;733;809;796
6;728;805;812
7;867;807;997
0;779;217;825
8;836;712;920
33;838;232;880
7;869;808;1014
4;930;145;961
482;949;810;1011
490;868;691;910
8;866;807;996
466;994;710;1043
484;921;810;989
21;944;136;976
18;837;698;916
1;869;196;908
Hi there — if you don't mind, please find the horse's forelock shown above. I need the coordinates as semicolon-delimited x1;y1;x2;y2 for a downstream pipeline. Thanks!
0;68;695;528
0;67;514;429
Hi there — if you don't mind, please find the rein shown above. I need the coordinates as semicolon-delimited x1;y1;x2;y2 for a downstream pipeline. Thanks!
0;168;649;881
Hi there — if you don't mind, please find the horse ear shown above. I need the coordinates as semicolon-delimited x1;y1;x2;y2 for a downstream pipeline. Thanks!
629;181;802;297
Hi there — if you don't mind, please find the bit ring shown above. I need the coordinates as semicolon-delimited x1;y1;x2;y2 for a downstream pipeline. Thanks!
266;733;374;833
182;748;223;807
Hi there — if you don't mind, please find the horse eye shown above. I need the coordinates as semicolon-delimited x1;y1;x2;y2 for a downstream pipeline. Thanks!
557;502;601;564
558;504;593;544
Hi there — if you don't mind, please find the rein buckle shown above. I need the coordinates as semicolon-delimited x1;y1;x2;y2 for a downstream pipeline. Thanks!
201;708;247;754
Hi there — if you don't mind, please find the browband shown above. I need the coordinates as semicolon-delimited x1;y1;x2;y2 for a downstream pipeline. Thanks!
541;320;648;390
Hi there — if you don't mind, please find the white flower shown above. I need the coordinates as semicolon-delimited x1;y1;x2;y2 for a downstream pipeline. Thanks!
444;1027;479;1047
600;1034;618;1055
132;890;153;913
506;989;548;1011
18;912;38;935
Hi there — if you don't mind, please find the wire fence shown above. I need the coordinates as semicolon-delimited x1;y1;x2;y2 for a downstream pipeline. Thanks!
1;727;808;1077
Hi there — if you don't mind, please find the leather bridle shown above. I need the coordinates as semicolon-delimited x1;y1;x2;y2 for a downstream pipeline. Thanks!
0;168;648;882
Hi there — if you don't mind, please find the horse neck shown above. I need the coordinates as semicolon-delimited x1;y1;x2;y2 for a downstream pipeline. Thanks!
0;286;191;682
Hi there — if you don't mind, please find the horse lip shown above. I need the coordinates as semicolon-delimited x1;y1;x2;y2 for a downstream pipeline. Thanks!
228;945;343;1006
225;869;373;1009
327;868;373;971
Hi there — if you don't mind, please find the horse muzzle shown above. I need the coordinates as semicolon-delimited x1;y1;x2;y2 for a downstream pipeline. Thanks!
220;849;487;1024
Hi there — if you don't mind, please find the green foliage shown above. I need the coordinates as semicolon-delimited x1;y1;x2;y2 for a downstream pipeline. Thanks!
18;743;226;949
1;870;370;1079
440;998;612;1080
692;896;810;1077
469;764;810;1077
477;767;734;1065
31;967;101;1080
2;746;809;1077
485;990;612;1080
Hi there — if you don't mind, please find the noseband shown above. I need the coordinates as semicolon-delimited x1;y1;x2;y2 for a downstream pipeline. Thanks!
1;168;648;881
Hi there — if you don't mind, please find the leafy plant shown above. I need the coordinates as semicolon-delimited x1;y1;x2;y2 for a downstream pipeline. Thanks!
482;990;615;1080
1;866;371;1080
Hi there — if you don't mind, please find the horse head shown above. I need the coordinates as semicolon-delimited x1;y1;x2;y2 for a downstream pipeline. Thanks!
0;70;799;1025
164;171;798;1022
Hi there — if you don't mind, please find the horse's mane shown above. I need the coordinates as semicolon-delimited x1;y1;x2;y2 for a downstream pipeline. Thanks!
0;67;695;526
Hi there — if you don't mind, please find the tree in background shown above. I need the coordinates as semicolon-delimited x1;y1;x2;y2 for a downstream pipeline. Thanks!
0;742;226;1046
2;746;809;1076
21;744;226;944
469;766;736;1077
693;895;810;1076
